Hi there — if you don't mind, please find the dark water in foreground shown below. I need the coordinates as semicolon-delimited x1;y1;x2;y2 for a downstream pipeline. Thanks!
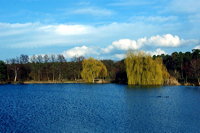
0;84;200;133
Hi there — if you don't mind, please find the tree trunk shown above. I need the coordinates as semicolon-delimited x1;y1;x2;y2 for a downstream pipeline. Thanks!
45;65;49;81
181;64;183;79
59;72;61;81
52;71;55;82
47;72;49;81
14;68;17;82
34;70;36;81
185;75;187;83
33;65;36;81
7;68;10;81
38;70;40;81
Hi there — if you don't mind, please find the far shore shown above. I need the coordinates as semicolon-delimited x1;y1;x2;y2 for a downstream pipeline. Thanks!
0;80;199;86
0;80;112;84
23;80;85;84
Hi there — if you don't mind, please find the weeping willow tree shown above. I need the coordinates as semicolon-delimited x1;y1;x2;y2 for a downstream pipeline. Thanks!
125;51;169;85
81;58;107;83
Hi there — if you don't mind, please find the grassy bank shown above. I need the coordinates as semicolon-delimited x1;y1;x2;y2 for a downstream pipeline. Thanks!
1;79;111;84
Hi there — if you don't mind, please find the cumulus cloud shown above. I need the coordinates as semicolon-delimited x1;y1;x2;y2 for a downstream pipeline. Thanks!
0;22;198;60
0;22;198;50
61;46;166;60
148;34;181;47
102;39;139;53
113;39;140;50
102;38;147;53
62;46;98;58
102;34;187;54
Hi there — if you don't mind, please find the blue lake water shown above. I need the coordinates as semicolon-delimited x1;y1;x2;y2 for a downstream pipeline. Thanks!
0;84;200;133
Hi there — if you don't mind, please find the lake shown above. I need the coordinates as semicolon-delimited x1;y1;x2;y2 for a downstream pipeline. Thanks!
0;84;200;133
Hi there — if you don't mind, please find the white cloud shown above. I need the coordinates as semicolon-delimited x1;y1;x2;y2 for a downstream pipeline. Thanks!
102;38;146;53
62;46;98;58
0;22;198;50
147;48;166;56
102;45;114;53
72;7;113;16
112;48;166;60
194;45;200;49
61;46;166;60
131;16;177;23
148;34;181;47
102;34;188;54
0;23;94;48
40;24;92;36
0;22;39;37
113;54;125;59
112;39;139;50
0;22;37;28
55;25;90;35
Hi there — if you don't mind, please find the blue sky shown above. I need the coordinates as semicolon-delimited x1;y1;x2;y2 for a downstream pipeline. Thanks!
0;0;200;60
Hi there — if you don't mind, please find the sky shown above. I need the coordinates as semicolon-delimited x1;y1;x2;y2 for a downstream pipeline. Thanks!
0;0;200;60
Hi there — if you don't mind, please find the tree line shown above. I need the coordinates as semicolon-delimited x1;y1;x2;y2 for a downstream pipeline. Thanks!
0;54;122;83
0;49;199;85
153;49;200;85
0;54;84;83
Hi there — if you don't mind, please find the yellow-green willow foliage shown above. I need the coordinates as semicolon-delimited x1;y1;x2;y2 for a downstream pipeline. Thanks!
81;58;108;83
125;51;169;85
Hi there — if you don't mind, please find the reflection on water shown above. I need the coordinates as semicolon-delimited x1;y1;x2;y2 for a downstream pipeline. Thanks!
127;85;163;90
0;84;200;133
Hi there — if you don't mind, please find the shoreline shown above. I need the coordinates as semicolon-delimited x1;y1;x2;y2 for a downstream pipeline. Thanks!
23;81;85;84
0;80;199;86
0;80;112;84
